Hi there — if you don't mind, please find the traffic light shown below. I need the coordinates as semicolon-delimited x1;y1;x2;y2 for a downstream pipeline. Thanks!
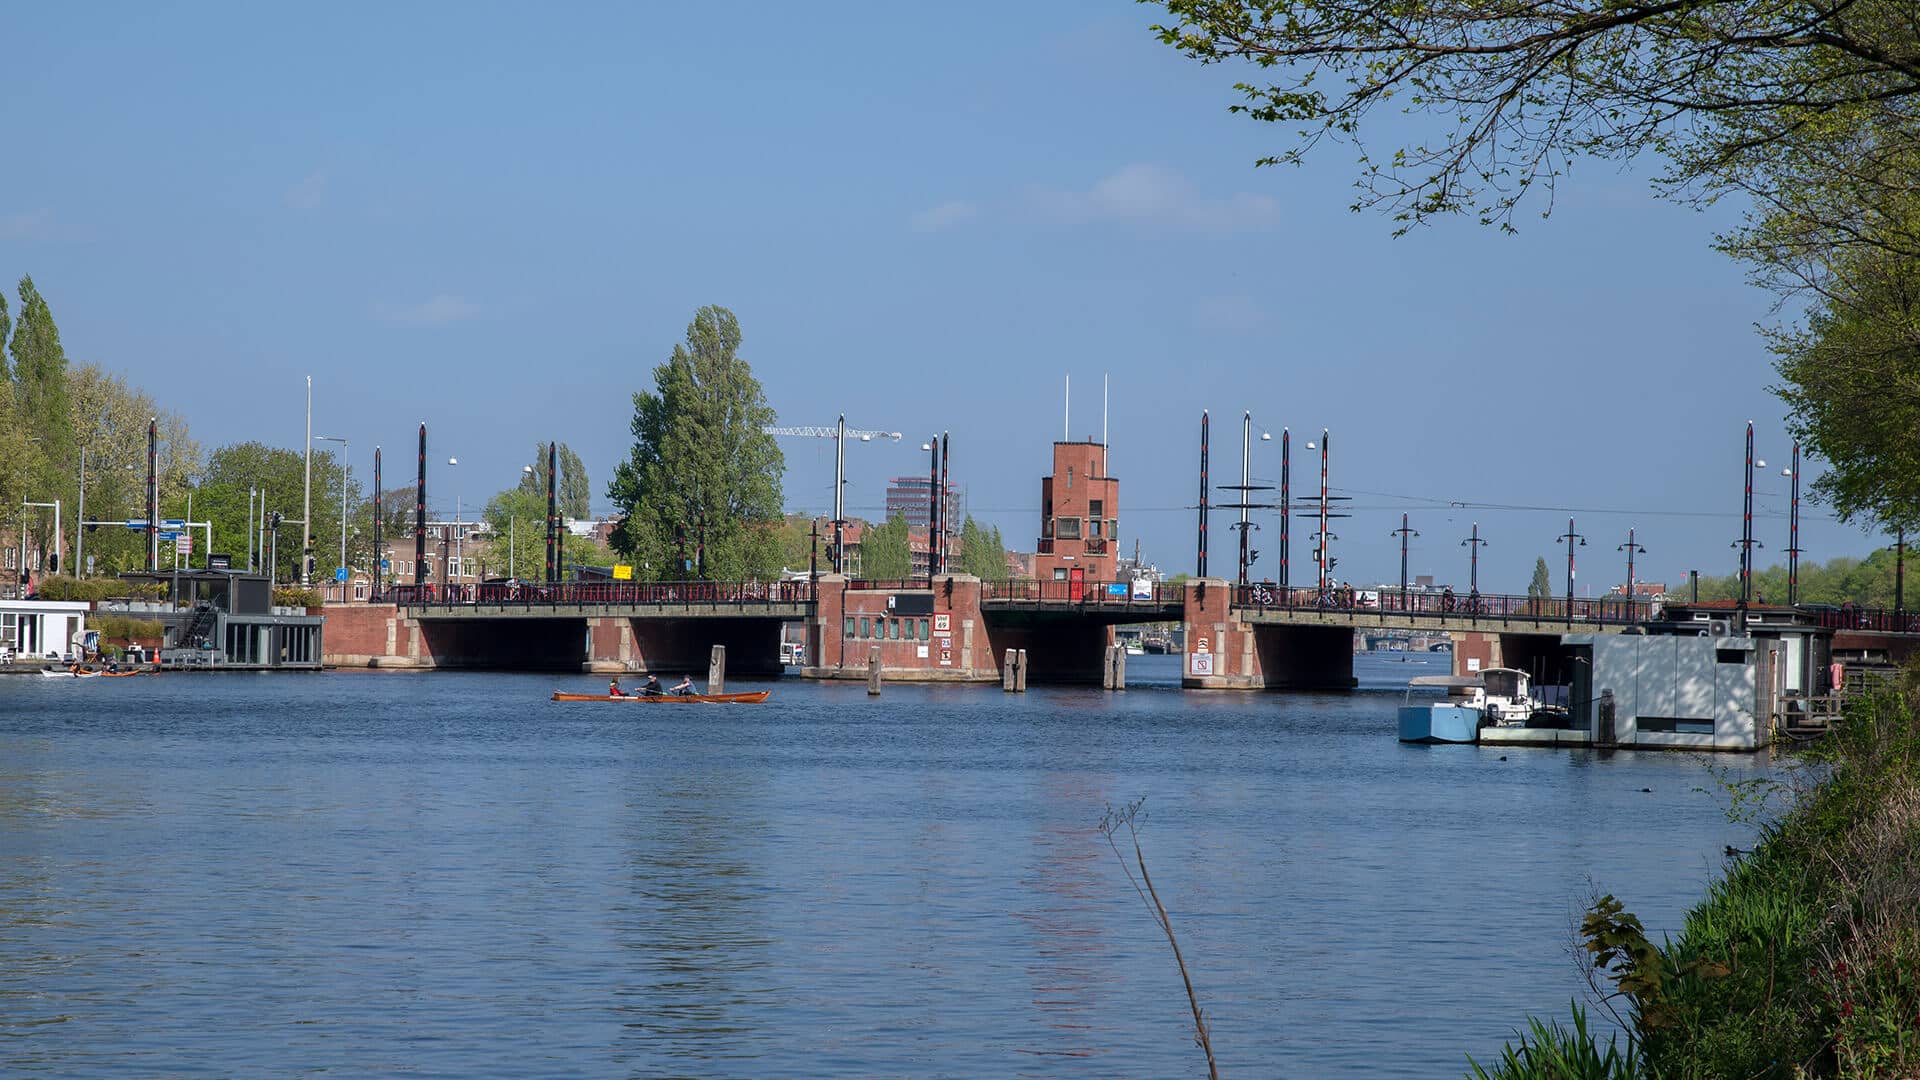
270;511;283;528
47;554;57;573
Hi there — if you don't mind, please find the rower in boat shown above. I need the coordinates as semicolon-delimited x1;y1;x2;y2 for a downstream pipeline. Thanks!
670;675;696;696
641;674;663;696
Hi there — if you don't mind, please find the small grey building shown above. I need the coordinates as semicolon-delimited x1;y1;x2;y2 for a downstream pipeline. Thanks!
112;570;323;670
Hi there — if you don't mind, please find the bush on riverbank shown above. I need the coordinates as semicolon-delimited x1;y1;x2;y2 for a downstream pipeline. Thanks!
1472;688;1920;1079
271;586;322;609
33;575;164;602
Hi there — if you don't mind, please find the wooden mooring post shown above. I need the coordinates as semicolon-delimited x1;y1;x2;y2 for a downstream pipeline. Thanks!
867;645;882;695
1004;648;1018;692
1015;648;1028;692
708;645;726;694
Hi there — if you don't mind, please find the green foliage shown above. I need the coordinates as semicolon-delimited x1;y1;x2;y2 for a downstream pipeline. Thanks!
1147;0;1920;239
12;275;73;467
958;515;1006;579
859;513;914;580
1770;249;1920;530
1683;551;1908;607
87;613;164;644
480;486;547;581
197;442;358;583
1528;558;1552;599
1467;1005;1638;1080
516;443;592;519
1479;684;1920;1079
605;306;785;580
272;586;323;609
35;575;163;602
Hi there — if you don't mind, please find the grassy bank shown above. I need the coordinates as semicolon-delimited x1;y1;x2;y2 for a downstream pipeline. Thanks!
1473;689;1920;1079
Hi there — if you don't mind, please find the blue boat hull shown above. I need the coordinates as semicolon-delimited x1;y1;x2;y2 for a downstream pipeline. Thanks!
1398;703;1482;744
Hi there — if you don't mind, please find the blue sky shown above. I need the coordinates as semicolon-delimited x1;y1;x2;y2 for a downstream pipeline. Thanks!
1;3;1879;591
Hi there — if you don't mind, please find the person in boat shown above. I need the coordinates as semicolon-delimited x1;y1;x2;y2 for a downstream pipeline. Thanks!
670;675;697;696
608;678;626;697
641;674;663;696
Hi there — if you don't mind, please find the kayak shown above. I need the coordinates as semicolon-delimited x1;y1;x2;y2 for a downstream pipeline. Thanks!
40;668;101;678
551;690;772;704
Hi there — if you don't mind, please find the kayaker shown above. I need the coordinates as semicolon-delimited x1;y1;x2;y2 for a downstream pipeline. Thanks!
641;674;663;696
671;675;696;696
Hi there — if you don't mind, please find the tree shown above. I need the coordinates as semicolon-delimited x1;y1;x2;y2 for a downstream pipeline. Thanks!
1148;0;1920;241
1528;557;1552;599
958;516;1007;580
197;442;355;583
860;513;914;580
12;275;73;463
62;364;199;575
515;442;592;520
606;306;785;580
480;486;547;581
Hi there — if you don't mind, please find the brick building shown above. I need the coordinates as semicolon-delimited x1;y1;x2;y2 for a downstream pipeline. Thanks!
1034;440;1118;588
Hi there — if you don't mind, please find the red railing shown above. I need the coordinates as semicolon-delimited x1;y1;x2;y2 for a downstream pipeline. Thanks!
383;579;816;607
1800;605;1920;633
980;579;1184;605
1229;584;1653;625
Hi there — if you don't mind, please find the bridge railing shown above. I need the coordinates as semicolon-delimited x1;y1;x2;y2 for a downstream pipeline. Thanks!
980;580;1184;605
382;579;816;608
1230;584;1651;625
1801;604;1920;633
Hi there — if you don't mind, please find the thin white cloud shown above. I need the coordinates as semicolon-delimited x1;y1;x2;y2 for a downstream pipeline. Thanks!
285;172;328;211
1031;164;1280;231
910;200;979;233
0;208;54;239
380;294;482;327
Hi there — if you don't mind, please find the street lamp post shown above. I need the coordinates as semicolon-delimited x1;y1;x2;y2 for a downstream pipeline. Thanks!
301;376;313;586
317;435;348;592
1558;518;1586;629
1733;421;1767;631
1391;514;1419;604
447;456;461;585
1618;527;1646;617
1783;445;1802;605
1220;412;1274;587
1461;523;1487;607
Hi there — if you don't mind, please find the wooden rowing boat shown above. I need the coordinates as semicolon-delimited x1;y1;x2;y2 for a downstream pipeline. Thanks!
551;690;772;704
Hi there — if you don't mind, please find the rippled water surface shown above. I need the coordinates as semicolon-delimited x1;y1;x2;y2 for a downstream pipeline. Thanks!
0;655;1774;1077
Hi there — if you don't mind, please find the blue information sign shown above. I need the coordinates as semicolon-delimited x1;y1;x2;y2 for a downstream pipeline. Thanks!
335;567;348;582
1106;583;1129;597
157;531;182;541
162;519;185;527
125;519;146;529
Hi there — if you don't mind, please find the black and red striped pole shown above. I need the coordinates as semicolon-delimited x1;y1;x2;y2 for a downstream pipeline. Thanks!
146;418;159;572
546;441;558;584
372;447;382;598
414;423;427;585
1197;411;1209;579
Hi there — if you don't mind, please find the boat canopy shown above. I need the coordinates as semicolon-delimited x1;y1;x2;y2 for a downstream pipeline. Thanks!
1407;675;1483;688
1481;667;1530;698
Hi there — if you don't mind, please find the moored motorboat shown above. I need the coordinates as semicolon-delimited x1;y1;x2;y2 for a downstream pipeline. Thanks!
1398;674;1485;743
551;690;772;704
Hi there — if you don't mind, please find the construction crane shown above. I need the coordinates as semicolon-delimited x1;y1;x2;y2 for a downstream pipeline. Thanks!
763;417;903;573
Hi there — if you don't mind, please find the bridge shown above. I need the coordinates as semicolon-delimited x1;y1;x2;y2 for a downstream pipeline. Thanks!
322;575;1678;688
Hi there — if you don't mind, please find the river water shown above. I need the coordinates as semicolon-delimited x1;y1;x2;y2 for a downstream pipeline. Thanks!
0;654;1774;1077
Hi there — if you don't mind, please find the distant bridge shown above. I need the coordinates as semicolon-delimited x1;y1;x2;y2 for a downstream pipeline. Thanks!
328;576;1920;687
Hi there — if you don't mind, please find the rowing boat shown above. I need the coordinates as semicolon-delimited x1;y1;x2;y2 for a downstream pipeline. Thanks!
551;690;772;704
